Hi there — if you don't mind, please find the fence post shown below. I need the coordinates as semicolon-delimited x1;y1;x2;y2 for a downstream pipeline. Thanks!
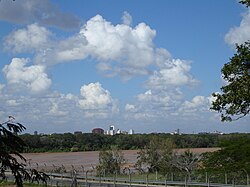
146;174;149;187
225;172;228;184
165;174;168;187
128;168;131;187
205;172;208;183
232;176;236;187
247;173;249;186
185;175;187;187
113;171;116;187
171;172;174;181
99;172;101;187
85;170;89;187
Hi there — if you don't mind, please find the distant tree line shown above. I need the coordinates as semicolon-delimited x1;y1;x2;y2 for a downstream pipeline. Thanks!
19;132;250;153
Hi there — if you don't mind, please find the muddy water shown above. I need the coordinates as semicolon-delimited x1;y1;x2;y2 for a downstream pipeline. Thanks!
21;150;138;172
20;148;220;172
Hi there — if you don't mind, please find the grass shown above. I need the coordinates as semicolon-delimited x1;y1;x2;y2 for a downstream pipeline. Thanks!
0;181;48;187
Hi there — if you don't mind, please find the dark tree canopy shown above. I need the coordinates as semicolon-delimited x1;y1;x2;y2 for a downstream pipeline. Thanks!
240;0;250;7
0;116;48;186
211;41;250;121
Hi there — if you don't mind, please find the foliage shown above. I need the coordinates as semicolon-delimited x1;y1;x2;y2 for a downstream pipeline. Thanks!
171;150;201;179
19;132;250;153
201;137;250;173
211;41;250;121
96;148;125;176
0;117;49;186
240;0;250;7
135;137;174;173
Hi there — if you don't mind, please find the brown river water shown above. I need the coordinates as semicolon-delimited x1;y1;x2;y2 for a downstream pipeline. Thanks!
19;148;220;172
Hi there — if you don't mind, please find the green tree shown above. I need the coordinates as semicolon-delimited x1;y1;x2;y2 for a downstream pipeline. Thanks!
240;0;250;7
0;116;48;186
201;137;250;173
96;148;125;176
211;41;250;121
135;137;174;173
171;150;201;180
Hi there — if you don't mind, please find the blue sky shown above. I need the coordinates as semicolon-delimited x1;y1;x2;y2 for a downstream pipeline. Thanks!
0;0;249;134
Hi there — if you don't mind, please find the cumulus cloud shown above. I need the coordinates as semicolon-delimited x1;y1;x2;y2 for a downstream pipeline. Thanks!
125;104;136;112
4;23;52;53
146;59;198;90
80;15;156;79
79;82;113;109
0;0;80;30
225;9;250;46
49;102;68;116
4;14;157;79
2;58;51;93
122;11;132;26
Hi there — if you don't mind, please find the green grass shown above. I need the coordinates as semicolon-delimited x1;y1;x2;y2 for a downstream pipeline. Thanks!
0;180;48;187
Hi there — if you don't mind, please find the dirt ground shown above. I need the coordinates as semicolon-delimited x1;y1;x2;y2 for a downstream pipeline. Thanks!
20;148;220;172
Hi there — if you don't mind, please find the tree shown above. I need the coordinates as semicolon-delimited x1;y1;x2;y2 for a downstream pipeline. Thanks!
240;0;250;7
201;137;250;173
0;116;48;186
211;41;250;121
135;137;174;173
96;148;125;176
171;150;201;180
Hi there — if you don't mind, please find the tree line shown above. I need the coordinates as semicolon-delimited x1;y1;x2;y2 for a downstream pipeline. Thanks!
19;132;250;153
96;136;250;183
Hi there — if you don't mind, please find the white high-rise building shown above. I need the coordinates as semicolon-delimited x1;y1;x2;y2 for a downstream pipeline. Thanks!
109;125;115;135
128;129;134;135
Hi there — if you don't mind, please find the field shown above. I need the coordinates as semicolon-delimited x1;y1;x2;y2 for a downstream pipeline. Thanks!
20;148;220;172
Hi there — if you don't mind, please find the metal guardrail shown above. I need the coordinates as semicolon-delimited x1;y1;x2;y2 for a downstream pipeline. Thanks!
4;171;249;187
47;172;249;187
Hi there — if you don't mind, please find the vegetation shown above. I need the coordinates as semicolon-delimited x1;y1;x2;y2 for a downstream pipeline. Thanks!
0;117;49;187
19;132;250;153
132;135;250;184
135;137;174;174
96;148;125;176
211;41;250;121
211;0;250;122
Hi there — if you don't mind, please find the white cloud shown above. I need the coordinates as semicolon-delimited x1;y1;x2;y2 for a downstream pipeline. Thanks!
180;96;207;111
49;102;68;116
79;15;156;79
79;82;113;109
122;11;132;26
0;0;80;30
0;84;5;93
2;58;51;93
4;23;52;53
146;59;198;90
125;104;136;112
225;9;250;46
4;14;157;80
6;99;20;107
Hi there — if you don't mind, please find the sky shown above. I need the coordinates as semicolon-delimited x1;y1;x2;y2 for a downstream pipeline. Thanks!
0;0;249;134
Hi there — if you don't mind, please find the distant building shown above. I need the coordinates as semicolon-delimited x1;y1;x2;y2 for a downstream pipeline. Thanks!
107;125;116;135
74;131;82;135
34;131;38;135
171;129;181;135
117;129;121;134
92;128;104;134
128;129;134;135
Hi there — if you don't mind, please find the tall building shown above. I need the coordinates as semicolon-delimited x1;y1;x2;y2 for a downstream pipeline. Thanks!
128;129;134;135
109;125;115;135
